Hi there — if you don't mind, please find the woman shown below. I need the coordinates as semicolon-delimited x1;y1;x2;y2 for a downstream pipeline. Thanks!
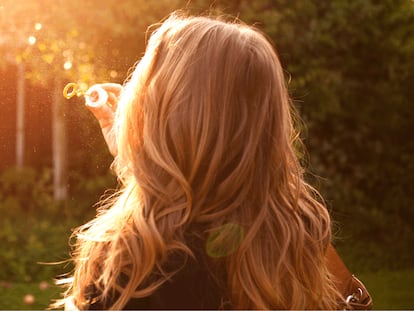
57;12;341;310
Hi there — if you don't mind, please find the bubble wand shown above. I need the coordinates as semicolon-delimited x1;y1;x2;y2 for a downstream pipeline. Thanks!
63;82;109;108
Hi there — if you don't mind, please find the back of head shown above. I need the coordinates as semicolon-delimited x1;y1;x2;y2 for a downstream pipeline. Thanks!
67;12;340;310
117;14;293;223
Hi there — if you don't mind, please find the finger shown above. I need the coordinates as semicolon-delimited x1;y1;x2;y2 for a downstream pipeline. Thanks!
101;127;118;156
100;83;123;97
107;92;119;110
84;83;119;114
83;83;121;132
87;104;114;121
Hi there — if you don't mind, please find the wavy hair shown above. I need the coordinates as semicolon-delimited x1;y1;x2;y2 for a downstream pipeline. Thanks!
58;12;340;310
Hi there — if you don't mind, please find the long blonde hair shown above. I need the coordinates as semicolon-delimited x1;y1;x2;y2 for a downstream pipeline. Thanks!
59;12;340;310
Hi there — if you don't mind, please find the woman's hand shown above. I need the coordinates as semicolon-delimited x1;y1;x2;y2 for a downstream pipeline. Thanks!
85;83;122;157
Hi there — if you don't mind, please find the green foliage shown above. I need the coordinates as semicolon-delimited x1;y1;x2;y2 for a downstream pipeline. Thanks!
0;168;69;281
0;167;65;282
280;0;414;272
0;167;113;282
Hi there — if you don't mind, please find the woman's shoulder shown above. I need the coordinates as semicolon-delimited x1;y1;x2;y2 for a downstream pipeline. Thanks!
90;233;228;310
127;253;224;309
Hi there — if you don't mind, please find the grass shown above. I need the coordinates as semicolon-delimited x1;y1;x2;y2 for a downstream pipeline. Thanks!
358;268;414;310
0;281;62;310
0;269;413;309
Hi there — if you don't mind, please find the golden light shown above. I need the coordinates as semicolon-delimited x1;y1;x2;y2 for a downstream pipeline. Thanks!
63;60;72;70
34;23;42;31
62;49;72;58
79;82;88;92
28;36;36;45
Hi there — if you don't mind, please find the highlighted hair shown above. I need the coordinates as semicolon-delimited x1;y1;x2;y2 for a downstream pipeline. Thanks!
58;12;340;310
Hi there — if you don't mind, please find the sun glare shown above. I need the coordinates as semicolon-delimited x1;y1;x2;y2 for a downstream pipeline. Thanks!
63;60;73;70
34;23;42;31
28;36;36;46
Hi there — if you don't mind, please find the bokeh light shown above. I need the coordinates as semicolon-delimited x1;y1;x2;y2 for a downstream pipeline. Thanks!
28;35;36;45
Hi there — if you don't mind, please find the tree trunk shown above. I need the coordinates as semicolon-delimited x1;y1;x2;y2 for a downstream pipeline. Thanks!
16;63;25;168
52;78;68;201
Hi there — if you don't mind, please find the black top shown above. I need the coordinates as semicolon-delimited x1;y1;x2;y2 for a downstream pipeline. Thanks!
88;237;230;310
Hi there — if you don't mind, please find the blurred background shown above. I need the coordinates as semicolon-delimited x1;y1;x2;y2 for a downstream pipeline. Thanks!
0;0;413;309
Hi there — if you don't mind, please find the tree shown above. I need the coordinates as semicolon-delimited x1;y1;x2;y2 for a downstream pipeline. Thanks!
0;0;185;200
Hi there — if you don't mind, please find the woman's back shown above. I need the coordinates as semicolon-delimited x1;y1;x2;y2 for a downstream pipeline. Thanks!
56;12;341;310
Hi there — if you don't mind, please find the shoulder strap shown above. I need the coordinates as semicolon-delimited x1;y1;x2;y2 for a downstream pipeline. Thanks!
326;244;373;309
326;244;353;294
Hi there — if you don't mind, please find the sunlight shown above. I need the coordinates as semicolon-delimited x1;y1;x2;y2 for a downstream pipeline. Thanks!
34;22;42;31
27;35;36;46
63;60;73;70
